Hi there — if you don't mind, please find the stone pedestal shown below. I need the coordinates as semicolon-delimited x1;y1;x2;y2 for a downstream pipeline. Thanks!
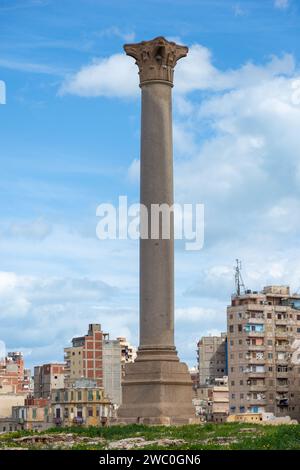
117;37;196;424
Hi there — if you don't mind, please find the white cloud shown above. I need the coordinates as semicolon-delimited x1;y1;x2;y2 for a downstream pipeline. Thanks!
60;41;295;99
274;0;289;9
59;54;138;98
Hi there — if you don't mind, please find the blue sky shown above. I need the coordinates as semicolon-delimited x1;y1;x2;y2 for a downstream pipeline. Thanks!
1;0;300;371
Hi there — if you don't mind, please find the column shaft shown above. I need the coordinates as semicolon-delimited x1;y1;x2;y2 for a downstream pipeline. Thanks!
139;82;174;350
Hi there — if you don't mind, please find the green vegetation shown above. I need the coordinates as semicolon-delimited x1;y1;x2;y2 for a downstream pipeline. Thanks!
1;423;300;450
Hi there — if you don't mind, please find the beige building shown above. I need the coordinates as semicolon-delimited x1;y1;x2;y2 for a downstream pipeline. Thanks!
197;334;227;385
12;397;52;431
34;363;65;399
211;377;229;423
103;335;122;407
64;324;103;387
117;337;136;376
227;285;300;419
0;387;25;419
51;379;113;427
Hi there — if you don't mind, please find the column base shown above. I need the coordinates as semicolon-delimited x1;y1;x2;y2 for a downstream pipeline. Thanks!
117;349;196;425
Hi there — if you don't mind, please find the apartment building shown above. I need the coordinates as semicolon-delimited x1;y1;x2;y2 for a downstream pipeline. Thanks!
227;285;300;420
117;337;137;377
34;363;65;399
64;324;103;387
52;378;113;427
197;334;227;385
103;335;122;407
0;352;31;394
12;397;52;431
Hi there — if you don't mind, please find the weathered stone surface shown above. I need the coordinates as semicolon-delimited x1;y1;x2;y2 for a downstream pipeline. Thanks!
117;37;196;425
124;36;188;86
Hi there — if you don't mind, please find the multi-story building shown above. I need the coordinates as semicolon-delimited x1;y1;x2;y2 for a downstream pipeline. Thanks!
103;335;122;407
51;378;113;427
227;285;300;420
64;324;103;387
211;377;229;423
0;352;31;394
12;397;52;431
34;363;65;399
117;337;137;376
197;334;227;385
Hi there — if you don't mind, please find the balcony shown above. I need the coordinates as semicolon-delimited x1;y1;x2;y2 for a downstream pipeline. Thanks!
246;358;265;365
276;384;289;392
245;317;265;324
276;397;289;407
276;371;288;378
275;330;288;338
248;385;267;392
53;417;62;426
247;344;265;351
246;331;265;337
73;417;85;425
275;319;288;325
247;399;267;405
245;371;266;378
275;344;289;351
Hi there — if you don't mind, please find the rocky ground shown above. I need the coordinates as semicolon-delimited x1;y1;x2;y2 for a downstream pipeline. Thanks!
0;423;300;450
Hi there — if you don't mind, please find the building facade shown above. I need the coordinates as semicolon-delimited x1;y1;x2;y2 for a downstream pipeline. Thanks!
64;324;103;387
12;397;52;431
51;379;113;427
117;337;137;376
34;363;65;399
227;285;300;420
0;352;31;394
103;335;122;407
197;334;227;385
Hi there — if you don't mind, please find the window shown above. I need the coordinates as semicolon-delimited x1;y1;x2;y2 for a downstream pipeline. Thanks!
297;315;300;321
88;408;93;417
239;339;242;345
229;325;234;333
231;381;235;386
88;390;93;401
267;313;272;319
77;391;82;401
32;408;37;419
267;340;273;346
238;324;242;332
268;353;273;359
240;380;243;386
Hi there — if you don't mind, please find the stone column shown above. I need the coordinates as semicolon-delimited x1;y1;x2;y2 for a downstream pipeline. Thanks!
117;37;196;424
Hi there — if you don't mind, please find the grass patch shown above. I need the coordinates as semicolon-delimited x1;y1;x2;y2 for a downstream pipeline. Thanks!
0;423;300;450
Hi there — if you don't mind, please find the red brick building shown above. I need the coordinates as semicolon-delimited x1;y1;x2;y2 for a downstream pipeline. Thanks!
0;352;31;394
64;324;103;387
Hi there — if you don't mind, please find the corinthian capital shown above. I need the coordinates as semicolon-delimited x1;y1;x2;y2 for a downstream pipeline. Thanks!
124;36;188;86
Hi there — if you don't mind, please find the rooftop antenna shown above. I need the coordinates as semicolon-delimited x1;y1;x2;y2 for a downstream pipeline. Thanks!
235;259;246;296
